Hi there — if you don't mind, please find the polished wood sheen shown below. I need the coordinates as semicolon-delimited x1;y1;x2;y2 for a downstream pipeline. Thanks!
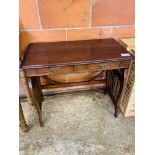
20;38;134;127
21;38;133;69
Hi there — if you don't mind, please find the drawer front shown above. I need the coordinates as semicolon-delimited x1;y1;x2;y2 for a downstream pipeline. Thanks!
73;64;87;72
25;68;37;77
119;61;130;68
25;61;130;77
87;62;120;71
87;61;130;71
36;66;73;76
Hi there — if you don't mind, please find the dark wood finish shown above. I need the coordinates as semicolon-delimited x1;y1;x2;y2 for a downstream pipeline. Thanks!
42;80;106;94
35;77;44;102
114;61;133;117
20;81;106;97
21;38;133;69
19;69;33;105
20;38;134;127
28;77;44;127
24;61;130;77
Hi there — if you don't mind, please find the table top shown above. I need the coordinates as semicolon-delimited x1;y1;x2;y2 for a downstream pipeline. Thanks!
21;38;134;69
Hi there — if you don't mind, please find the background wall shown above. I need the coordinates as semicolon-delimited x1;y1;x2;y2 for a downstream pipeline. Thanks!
19;0;135;55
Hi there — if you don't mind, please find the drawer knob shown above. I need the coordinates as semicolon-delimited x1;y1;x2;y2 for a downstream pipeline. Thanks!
100;63;107;67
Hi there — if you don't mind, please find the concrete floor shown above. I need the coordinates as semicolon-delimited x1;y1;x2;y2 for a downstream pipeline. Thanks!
19;91;135;155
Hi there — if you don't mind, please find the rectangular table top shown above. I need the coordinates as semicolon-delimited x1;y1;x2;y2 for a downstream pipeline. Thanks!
21;38;134;69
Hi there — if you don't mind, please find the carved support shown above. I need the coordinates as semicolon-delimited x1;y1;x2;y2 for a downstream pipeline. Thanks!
114;61;133;117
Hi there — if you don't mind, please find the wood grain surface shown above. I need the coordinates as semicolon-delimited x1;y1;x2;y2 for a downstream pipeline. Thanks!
21;38;133;69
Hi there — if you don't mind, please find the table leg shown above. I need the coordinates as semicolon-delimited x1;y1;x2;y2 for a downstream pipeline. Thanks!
104;70;109;95
114;62;132;117
29;77;44;127
114;78;123;117
19;100;28;132
35;77;44;105
20;70;33;106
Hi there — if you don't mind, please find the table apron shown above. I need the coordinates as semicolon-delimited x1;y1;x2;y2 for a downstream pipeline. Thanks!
24;61;130;77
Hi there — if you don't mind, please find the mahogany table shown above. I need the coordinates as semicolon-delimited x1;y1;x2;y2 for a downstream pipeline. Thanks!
20;38;134;127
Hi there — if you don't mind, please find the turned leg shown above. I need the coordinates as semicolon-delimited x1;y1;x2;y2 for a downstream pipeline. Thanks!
19;100;28;132
114;62;132;117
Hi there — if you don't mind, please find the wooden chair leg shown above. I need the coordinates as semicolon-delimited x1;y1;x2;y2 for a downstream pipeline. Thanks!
19;101;28;132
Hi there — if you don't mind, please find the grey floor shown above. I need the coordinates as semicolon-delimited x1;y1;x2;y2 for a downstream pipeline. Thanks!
20;91;135;155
